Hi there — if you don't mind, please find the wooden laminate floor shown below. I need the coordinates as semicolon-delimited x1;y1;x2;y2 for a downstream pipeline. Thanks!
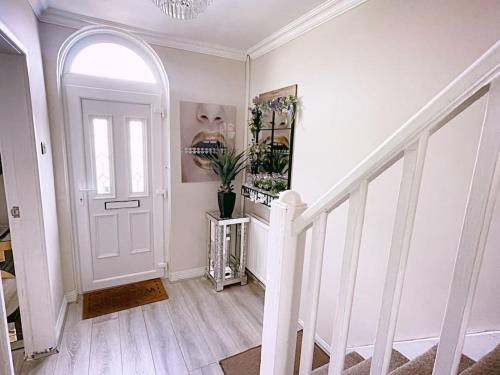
13;277;265;375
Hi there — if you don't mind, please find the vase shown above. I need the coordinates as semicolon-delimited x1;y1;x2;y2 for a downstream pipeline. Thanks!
218;192;236;218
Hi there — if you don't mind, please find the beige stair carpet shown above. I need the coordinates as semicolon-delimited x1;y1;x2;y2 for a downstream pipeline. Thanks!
390;345;475;375
461;344;500;375
311;352;365;374
343;349;409;375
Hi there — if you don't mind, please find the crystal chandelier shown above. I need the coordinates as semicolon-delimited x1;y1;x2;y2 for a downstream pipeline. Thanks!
152;0;213;20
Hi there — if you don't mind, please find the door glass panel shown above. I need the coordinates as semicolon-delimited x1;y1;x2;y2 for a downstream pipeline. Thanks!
128;119;147;194
91;117;113;195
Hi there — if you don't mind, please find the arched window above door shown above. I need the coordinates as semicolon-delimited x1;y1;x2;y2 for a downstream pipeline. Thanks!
68;42;156;83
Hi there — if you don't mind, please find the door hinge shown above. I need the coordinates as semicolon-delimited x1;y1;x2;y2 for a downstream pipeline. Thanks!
156;189;167;199
10;206;20;218
153;107;166;119
157;262;167;269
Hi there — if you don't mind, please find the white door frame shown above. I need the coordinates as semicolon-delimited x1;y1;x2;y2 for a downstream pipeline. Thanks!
0;280;13;374
0;20;60;367
64;79;167;291
57;26;171;293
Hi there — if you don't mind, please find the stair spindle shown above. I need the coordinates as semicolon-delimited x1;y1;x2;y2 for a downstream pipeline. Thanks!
370;132;429;375
433;78;500;375
328;181;368;375
299;212;328;375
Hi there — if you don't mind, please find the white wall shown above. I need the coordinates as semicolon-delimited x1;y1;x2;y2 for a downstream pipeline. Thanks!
38;22;246;291
249;0;500;347
153;46;246;274
0;0;64;354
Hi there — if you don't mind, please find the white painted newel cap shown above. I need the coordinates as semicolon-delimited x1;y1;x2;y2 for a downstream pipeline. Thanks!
277;190;305;206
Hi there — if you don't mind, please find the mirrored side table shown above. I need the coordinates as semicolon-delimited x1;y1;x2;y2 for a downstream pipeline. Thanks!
206;211;249;291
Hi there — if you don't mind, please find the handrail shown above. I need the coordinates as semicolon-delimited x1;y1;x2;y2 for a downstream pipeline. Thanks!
260;40;500;375
293;41;500;235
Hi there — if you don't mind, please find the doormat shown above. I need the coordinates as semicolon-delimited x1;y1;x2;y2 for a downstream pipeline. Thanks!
219;330;329;375
82;278;168;319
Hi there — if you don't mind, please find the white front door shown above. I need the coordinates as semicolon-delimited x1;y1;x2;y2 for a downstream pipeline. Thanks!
68;90;165;292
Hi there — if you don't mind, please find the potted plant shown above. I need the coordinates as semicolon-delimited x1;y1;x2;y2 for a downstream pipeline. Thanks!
262;152;289;174
248;144;269;174
253;176;289;195
207;148;247;218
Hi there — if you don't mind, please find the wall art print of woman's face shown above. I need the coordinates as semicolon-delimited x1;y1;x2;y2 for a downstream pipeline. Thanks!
180;101;237;183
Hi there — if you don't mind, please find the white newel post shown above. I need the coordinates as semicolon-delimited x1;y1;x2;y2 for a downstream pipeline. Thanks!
260;191;307;375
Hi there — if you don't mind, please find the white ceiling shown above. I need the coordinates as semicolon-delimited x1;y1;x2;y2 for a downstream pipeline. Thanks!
40;0;328;51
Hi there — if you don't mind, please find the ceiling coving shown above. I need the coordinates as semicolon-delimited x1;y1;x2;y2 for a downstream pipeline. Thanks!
32;0;368;59
151;0;213;20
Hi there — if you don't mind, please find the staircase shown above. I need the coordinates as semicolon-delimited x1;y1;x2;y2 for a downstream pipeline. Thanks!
312;344;500;374
259;41;500;375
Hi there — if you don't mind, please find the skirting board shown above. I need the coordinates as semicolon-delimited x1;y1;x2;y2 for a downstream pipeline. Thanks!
297;318;331;355
351;330;500;361
65;290;78;303
55;290;78;345
55;296;67;346
297;318;500;362
169;267;206;282
246;269;266;290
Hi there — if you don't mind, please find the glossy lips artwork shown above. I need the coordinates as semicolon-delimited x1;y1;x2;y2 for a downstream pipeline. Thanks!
180;101;237;182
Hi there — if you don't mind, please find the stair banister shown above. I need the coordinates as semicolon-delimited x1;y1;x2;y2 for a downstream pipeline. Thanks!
260;41;500;375
433;78;500;375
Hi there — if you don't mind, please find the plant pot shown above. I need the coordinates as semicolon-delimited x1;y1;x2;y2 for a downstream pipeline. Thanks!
218;192;236;218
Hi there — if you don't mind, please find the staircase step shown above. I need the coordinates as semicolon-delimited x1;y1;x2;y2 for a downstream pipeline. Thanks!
343;349;409;375
390;345;475;374
460;344;500;374
311;352;365;374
